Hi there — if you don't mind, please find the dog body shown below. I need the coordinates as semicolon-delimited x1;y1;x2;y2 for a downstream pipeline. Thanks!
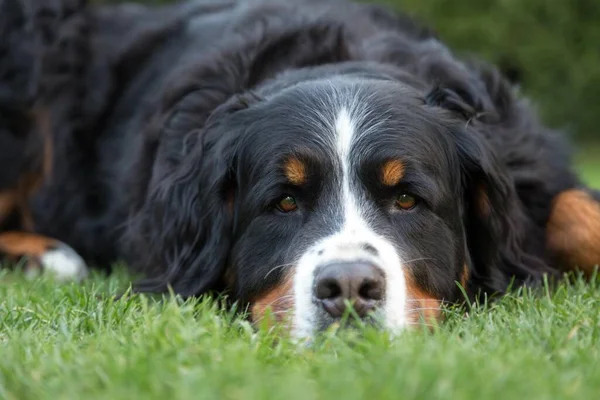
1;0;599;338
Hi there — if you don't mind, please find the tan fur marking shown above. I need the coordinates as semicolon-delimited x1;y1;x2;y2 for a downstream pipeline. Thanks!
547;189;600;275
0;232;58;258
477;185;491;218
0;108;53;231
460;263;470;288
251;272;295;327
16;173;46;231
284;157;307;186
0;191;17;225
403;269;442;326
381;159;405;186
32;106;54;182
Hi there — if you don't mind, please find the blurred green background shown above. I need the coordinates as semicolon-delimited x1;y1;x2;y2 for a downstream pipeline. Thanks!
95;0;600;184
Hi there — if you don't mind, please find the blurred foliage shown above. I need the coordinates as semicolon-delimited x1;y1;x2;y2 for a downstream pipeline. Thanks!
390;0;600;142
96;0;600;141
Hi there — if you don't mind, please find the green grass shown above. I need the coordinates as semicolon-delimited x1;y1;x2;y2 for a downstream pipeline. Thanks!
1;272;599;400
0;159;599;400
575;144;600;187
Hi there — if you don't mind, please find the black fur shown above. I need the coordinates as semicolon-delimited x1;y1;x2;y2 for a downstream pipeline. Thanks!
0;0;593;326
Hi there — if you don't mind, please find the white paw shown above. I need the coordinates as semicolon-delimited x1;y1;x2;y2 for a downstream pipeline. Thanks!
39;243;89;281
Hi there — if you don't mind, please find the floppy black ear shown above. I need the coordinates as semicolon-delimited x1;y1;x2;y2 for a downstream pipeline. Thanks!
126;99;243;297
426;85;550;294
425;86;479;121
455;130;534;293
123;17;351;297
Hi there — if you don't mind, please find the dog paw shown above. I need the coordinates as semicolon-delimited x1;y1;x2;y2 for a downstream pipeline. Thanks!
37;242;89;281
20;242;89;282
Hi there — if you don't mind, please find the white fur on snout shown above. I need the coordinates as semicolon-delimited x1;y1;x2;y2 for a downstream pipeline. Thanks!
293;227;407;339
292;105;408;339
39;243;89;281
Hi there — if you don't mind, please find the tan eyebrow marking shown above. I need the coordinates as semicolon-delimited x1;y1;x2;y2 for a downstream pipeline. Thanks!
381;159;405;187
284;156;307;185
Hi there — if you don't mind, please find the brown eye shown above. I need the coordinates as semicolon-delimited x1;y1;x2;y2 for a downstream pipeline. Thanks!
276;195;298;213
396;193;417;210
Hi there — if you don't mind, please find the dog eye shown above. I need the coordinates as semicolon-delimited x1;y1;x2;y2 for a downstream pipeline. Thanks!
396;193;418;210
276;195;298;213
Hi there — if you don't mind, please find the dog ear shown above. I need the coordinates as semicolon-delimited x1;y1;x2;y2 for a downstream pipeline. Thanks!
426;85;550;293
125;95;250;297
124;18;350;297
425;86;478;121
450;123;551;294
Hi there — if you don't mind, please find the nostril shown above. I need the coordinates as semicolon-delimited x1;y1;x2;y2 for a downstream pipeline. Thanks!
359;279;384;301
315;278;341;300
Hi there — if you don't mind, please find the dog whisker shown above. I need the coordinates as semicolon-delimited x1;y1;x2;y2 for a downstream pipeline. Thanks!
405;307;442;312
264;263;295;279
261;295;295;309
402;257;440;264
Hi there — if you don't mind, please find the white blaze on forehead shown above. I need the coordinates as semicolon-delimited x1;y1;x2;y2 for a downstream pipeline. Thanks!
334;107;365;231
292;102;408;340
335;108;354;172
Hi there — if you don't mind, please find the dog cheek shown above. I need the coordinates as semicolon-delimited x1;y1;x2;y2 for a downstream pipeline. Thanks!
250;272;296;328
403;267;443;327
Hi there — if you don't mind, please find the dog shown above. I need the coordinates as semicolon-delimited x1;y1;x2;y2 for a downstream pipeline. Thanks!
1;0;599;339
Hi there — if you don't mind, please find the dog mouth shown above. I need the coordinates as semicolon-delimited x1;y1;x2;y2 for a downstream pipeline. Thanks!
312;304;387;333
250;289;444;340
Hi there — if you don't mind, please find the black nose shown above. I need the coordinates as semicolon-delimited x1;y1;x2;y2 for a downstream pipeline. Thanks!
314;262;385;318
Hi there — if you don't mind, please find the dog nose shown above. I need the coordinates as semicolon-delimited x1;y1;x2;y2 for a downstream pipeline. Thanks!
314;262;385;318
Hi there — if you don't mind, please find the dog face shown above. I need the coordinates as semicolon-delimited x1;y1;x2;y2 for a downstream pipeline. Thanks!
227;78;469;337
127;69;527;339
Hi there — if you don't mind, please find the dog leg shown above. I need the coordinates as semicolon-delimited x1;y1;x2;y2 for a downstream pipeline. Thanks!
0;1;91;281
0;231;88;281
547;188;600;276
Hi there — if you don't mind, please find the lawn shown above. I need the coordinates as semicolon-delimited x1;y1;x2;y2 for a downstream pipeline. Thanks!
576;144;600;187
0;159;599;400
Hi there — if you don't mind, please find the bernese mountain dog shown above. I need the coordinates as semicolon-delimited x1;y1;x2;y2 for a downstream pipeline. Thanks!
1;0;599;338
